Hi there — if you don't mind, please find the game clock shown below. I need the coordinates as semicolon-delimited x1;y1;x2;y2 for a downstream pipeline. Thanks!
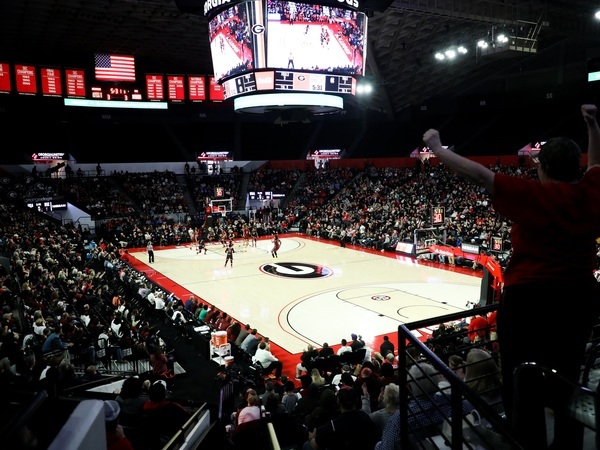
91;85;142;101
431;207;445;227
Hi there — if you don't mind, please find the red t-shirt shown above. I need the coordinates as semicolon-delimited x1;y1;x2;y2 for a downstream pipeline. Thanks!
492;167;600;286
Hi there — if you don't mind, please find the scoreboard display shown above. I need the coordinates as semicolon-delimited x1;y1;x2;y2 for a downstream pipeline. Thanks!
208;0;367;102
222;70;355;100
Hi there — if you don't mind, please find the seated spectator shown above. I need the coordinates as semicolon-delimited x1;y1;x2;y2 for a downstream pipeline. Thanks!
241;329;261;356
350;333;366;352
227;321;241;344
331;365;356;386
80;365;104;383
310;368;326;387
467;311;489;343
464;348;503;414
305;387;339;431
296;344;319;379
235;323;251;347
252;341;283;379
304;387;377;450
448;354;466;380
116;375;149;416
295;382;321;421
360;383;400;440
260;380;280;406
375;410;399;450
337;339;352;356
319;342;334;358
236;391;262;427
379;362;399;386
264;391;287;416
143;380;191;440
104;400;134;450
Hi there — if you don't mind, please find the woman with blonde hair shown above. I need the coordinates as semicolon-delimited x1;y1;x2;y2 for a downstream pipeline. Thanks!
310;367;325;386
464;348;503;413
361;382;400;439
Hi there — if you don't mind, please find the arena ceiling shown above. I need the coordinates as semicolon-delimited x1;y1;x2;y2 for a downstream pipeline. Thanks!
0;0;599;122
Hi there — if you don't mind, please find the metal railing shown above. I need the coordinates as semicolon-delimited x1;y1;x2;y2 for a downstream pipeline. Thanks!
397;304;524;449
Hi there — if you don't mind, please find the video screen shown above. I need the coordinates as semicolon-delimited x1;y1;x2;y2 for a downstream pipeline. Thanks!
208;3;254;82
266;0;367;75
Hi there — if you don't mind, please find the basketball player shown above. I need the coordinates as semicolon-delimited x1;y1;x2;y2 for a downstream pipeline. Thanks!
251;227;258;247
197;238;207;255
242;224;250;247
271;234;281;258
224;241;235;267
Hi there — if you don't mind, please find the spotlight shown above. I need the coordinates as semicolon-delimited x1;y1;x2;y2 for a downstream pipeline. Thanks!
477;40;488;49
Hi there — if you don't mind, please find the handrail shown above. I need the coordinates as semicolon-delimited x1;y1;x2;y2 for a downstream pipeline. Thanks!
266;422;282;450
161;402;209;450
398;304;524;449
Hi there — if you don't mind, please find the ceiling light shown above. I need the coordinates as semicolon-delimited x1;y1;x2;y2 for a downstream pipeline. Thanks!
444;49;457;59
477;40;488;49
435;52;445;60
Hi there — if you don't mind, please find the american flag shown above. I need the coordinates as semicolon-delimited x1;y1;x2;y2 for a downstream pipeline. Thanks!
94;53;136;82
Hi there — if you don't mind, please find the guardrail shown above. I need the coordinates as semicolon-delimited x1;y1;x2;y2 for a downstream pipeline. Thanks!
397;304;524;449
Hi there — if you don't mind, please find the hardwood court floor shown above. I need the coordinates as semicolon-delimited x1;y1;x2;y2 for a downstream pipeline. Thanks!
126;234;482;363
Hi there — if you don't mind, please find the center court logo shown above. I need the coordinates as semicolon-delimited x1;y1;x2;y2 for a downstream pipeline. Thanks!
260;262;333;279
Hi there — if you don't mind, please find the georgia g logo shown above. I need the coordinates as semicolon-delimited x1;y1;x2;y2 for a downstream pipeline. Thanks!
260;262;333;279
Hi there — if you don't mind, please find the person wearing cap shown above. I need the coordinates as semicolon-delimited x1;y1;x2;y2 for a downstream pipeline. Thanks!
104;400;134;450
423;104;600;450
349;333;365;352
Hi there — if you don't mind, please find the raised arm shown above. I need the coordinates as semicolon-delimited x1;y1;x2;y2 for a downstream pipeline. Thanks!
582;104;600;170
422;129;496;194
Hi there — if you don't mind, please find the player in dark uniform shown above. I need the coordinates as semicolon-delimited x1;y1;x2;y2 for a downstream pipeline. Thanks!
197;238;207;255
251;227;259;247
271;234;281;258
224;241;235;267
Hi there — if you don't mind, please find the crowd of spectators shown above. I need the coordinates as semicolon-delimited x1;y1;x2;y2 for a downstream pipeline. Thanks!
2;158;599;449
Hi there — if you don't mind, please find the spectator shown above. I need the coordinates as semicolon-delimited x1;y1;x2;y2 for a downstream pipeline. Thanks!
337;339;352;356
319;342;334;358
304;387;377;450
423;104;600;450
116;376;149;416
282;380;300;414
241;329;260;356
349;333;365;352
235;323;251;347
331;365;356;386
464;348;503;414
379;336;395;358
260;380;279;406
360;383;400;440
252;341;283;379
143;380;191;441
296;344;319;379
104;400;134;450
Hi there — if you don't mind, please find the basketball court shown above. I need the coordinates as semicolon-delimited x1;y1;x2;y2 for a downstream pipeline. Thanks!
126;234;483;360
